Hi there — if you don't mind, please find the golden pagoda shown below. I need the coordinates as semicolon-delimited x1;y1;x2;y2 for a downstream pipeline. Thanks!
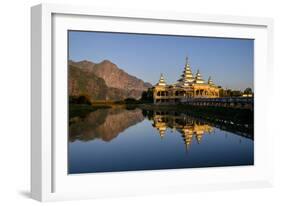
152;56;220;104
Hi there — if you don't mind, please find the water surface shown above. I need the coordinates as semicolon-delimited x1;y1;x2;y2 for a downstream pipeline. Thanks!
68;108;253;174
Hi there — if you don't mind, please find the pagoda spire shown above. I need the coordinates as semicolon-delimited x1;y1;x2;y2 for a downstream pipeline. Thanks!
157;73;166;86
194;69;204;84
178;56;194;86
208;76;214;86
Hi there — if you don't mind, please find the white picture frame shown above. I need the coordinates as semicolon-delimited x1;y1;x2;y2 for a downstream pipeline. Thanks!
31;3;274;202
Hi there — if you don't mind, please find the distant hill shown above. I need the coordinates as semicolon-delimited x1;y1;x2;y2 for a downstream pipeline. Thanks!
69;60;152;102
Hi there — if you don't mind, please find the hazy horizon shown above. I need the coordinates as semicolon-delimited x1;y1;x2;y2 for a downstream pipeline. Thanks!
69;31;254;91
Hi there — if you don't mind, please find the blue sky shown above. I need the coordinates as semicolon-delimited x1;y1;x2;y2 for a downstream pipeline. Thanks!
69;31;254;91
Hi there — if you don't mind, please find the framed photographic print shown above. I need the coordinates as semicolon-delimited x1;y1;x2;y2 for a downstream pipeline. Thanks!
31;3;274;201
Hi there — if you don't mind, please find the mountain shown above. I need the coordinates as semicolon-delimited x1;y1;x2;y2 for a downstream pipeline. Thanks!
69;64;108;101
69;60;152;102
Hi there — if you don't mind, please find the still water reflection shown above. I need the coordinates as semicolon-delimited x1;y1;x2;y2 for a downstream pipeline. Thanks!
69;108;253;174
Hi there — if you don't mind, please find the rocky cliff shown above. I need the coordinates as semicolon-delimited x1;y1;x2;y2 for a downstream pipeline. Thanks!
69;60;152;101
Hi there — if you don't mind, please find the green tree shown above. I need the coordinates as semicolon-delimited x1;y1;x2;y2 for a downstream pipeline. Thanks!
244;88;253;95
140;88;153;102
69;95;91;105
230;90;242;97
224;89;232;97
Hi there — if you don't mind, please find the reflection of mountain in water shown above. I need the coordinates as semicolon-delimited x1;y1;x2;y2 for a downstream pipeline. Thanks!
69;108;144;142
148;111;214;150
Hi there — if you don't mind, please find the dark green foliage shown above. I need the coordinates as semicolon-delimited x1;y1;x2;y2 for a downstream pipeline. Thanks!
140;88;154;103
244;87;253;94
230;90;243;97
124;98;138;104
141;109;154;120
69;95;91;105
219;88;243;97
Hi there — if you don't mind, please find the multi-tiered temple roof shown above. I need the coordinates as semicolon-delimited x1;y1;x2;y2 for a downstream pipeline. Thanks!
156;73;166;86
194;70;205;84
208;76;215;86
156;56;217;87
178;57;194;87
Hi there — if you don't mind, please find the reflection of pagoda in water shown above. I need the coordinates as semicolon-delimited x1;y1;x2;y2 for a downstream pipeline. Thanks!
152;111;213;149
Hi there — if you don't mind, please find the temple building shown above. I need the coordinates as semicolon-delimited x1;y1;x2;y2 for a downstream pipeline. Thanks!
153;57;220;104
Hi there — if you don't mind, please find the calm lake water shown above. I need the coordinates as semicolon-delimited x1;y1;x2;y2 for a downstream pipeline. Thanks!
68;108;253;174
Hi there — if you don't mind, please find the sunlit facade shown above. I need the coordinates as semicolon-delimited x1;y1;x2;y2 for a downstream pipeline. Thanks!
153;57;220;104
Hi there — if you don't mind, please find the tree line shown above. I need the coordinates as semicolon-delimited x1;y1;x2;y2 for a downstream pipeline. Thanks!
218;87;253;97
